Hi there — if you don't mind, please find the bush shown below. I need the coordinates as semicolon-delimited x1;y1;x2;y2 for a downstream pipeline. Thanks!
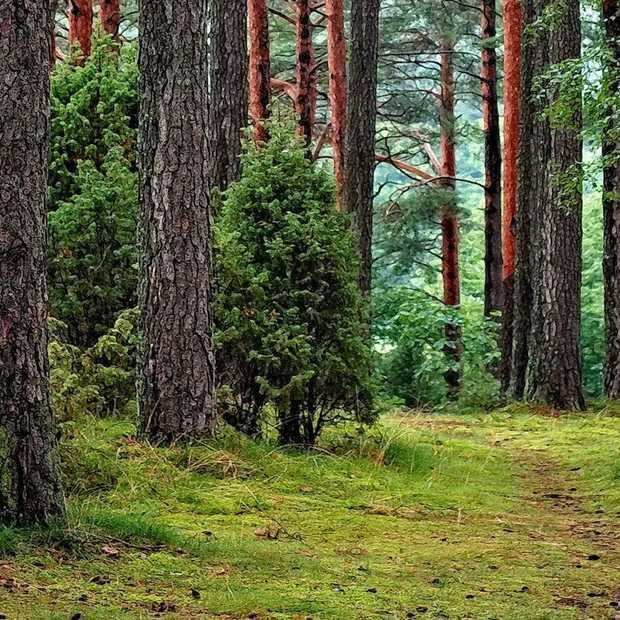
215;124;374;445
49;36;139;345
49;309;139;420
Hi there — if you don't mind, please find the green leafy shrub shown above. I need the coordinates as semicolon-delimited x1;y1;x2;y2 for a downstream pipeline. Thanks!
49;36;139;345
215;124;374;445
49;309;139;420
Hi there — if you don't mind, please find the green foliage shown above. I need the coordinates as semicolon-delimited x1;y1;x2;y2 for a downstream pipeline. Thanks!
49;309;140;420
48;36;139;345
215;124;374;444
374;287;500;409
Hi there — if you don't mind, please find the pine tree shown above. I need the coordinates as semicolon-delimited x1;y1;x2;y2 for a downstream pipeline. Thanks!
510;0;585;409
67;0;93;61
98;0;121;37
0;0;64;522
208;0;248;191
248;0;271;142
138;0;218;443
344;0;381;296
294;0;316;146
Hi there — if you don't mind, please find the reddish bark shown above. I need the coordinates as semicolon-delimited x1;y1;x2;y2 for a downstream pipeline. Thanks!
295;0;316;147
326;0;348;209
248;0;271;143
500;0;522;391
481;0;503;317
439;41;461;397
99;0;121;37
67;0;93;62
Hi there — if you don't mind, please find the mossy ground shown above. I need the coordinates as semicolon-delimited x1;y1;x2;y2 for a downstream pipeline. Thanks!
0;406;618;619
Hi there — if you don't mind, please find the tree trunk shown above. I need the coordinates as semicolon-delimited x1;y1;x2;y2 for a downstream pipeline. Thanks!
326;0;348;210
344;0;380;296
0;0;64;522
67;0;93;61
481;0;503;317
603;0;620;397
208;0;248;192
98;0;121;37
248;0;271;143
439;40;461;398
295;0;316;147
138;0;218;444
500;0;522;392
511;0;585;409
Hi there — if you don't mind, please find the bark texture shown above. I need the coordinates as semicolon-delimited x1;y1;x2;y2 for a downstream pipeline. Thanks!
500;0;522;392
326;0;348;210
481;0;503;317
439;40;461;398
248;0;271;143
295;0;316;146
344;0;380;296
98;0;121;37
67;0;93;61
510;0;585;409
208;0;248;191
138;0;218;444
603;0;620;397
0;0;64;522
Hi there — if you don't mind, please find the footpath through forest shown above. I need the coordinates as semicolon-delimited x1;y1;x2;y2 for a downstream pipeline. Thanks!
0;408;618;619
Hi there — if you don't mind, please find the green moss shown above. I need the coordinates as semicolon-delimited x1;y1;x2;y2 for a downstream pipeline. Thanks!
0;409;617;618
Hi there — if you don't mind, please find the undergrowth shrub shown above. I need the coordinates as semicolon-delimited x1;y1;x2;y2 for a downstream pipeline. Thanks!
216;124;375;445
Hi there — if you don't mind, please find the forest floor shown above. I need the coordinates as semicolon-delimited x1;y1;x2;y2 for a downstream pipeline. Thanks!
0;406;618;619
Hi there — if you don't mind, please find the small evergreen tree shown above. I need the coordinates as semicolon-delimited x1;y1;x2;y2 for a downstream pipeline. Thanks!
216;125;374;445
48;36;139;345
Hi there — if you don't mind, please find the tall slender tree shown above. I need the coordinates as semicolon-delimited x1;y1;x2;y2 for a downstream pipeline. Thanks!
249;0;271;142
0;0;64;522
138;0;218;443
67;0;93;61
439;39;461;397
500;0;522;391
344;0;381;296
98;0;121;37
326;0;348;210
295;0;316;146
603;0;620;397
510;0;585;409
208;0;249;191
481;0;503;317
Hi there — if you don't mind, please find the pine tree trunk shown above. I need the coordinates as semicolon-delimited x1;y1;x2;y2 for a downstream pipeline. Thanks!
439;40;462;398
481;0;503;317
500;0;522;393
0;0;64;522
138;0;218;444
344;0;380;296
295;0;316;147
208;0;248;191
98;0;121;37
603;0;620;397
511;0;585;409
326;0;348;210
67;0;93;61
248;0;271;143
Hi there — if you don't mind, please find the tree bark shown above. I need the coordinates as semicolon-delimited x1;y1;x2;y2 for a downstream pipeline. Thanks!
344;0;380;296
98;0;121;37
500;0;522;392
138;0;218;444
481;0;503;317
439;40;461;398
67;0;93;61
208;0;248;192
295;0;316;147
326;0;348;210
603;0;620;397
0;0;64;522
510;0;585;409
248;0;271;143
